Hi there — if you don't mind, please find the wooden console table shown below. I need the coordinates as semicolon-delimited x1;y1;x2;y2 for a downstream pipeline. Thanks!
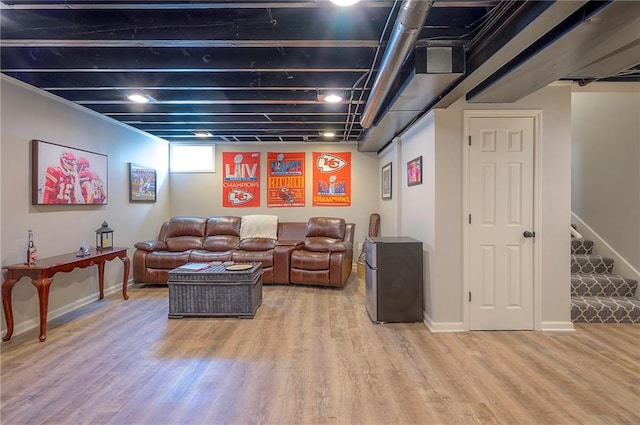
2;247;130;342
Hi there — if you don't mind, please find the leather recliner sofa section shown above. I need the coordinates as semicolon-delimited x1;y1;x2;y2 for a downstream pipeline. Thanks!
133;215;354;287
290;217;355;288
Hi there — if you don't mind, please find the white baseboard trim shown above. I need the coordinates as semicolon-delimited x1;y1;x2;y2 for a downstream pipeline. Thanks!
423;312;466;332
2;280;132;338
540;321;575;332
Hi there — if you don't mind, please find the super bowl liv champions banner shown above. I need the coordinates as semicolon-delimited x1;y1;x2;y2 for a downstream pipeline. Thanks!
312;152;351;206
267;152;306;207
222;152;261;207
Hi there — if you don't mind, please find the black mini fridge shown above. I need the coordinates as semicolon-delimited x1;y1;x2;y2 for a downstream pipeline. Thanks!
364;236;423;323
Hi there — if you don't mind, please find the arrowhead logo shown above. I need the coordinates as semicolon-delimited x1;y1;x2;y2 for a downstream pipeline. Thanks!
228;189;254;205
316;153;346;172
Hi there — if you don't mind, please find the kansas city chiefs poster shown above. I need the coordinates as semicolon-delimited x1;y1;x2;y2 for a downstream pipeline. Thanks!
222;152;261;207
312;152;351;207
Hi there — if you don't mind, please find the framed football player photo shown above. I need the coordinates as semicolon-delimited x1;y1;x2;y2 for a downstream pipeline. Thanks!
129;163;157;202
31;139;108;205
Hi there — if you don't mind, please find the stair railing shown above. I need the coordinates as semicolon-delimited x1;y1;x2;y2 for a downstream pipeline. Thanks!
571;226;584;240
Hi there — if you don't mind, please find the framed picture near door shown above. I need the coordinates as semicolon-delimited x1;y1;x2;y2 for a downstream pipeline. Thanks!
407;156;422;186
381;162;392;199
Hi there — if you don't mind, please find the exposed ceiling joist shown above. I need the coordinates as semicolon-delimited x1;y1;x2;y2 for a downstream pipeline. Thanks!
1;0;637;147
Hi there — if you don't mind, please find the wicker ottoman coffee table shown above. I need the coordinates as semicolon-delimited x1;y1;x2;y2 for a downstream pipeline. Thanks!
167;262;262;319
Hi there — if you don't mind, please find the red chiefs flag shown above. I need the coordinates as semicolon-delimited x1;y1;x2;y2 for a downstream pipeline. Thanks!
312;152;351;206
222;152;261;207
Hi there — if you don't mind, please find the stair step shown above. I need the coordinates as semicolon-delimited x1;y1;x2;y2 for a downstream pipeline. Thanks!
571;296;640;323
571;238;593;255
571;273;638;297
571;254;614;274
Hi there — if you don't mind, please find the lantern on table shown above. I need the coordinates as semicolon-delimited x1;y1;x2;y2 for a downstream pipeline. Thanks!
95;221;114;250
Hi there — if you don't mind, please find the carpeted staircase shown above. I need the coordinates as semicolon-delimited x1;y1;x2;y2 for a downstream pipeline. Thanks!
571;237;640;323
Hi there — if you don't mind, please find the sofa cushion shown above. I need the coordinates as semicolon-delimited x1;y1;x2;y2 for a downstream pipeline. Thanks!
291;250;330;270
146;251;191;269
166;237;202;251
240;214;278;240
202;216;241;251
305;217;345;240
239;238;276;251
166;216;207;238
189;250;233;263
203;235;240;251
304;237;347;252
165;216;207;251
206;216;241;237
232;250;274;267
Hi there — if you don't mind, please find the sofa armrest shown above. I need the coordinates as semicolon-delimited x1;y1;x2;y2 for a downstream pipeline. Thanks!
304;237;351;253
134;240;168;252
328;241;351;253
273;243;302;284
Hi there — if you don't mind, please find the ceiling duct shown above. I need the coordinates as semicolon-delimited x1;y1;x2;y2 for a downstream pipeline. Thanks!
360;0;432;129
358;45;465;152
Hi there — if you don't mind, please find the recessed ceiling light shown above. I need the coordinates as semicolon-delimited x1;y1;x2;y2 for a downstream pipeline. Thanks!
323;94;343;103
127;93;151;103
194;131;212;138
330;0;361;6
322;131;336;138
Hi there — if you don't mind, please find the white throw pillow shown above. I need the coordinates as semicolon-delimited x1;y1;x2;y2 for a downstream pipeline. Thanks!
240;215;278;240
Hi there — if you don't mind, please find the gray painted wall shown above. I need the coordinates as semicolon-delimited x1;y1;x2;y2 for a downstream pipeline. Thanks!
383;84;573;330
0;76;379;337
1;75;582;336
168;145;380;252
1;76;171;336
571;85;640;271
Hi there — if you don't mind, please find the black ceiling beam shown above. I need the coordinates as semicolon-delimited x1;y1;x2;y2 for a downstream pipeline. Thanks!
48;88;365;102
90;103;354;114
4;71;369;89
136;123;355;132
120;114;354;123
0;47;376;71
0;7;391;41
0;1;394;9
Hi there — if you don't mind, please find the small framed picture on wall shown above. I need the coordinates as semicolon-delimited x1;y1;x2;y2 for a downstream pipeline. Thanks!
381;162;392;199
407;156;422;186
129;163;157;202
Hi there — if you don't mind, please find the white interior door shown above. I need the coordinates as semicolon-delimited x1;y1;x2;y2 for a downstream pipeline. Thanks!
468;116;535;330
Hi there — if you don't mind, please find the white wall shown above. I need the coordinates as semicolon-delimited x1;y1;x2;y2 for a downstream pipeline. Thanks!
0;76;382;338
571;84;640;272
0;73;577;336
387;84;573;329
168;145;380;255
1;76;171;337
377;142;400;237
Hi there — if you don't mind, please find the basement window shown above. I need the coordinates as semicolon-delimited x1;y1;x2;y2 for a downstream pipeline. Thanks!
170;143;216;173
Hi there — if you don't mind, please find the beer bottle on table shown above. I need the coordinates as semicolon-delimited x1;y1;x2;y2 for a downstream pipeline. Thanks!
26;229;38;266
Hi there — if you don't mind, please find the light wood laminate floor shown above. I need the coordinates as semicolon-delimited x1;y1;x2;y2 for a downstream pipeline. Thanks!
1;275;639;425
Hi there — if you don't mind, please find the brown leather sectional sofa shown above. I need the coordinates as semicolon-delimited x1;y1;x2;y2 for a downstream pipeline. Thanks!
133;215;355;287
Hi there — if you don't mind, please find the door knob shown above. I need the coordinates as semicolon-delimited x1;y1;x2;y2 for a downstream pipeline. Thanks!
523;231;536;238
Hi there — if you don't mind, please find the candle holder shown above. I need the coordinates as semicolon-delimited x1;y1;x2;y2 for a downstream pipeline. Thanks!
95;221;114;250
